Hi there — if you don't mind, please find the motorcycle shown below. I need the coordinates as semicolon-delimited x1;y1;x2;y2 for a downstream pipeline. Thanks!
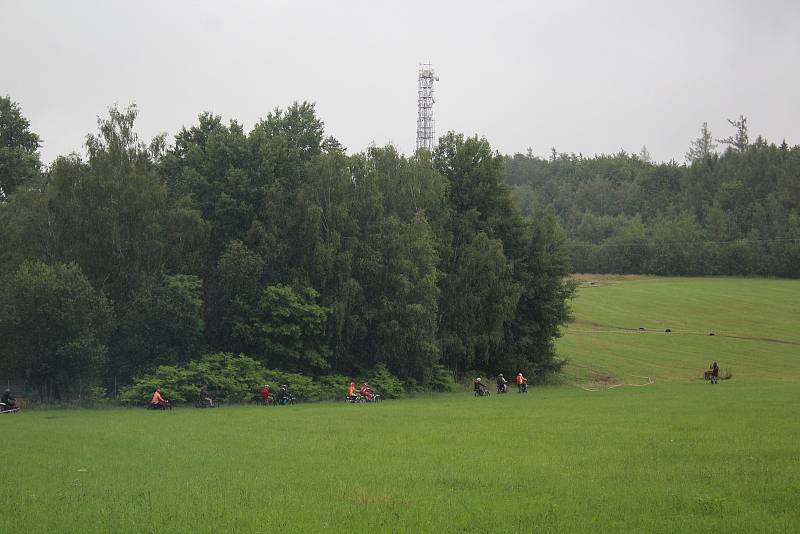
0;402;19;414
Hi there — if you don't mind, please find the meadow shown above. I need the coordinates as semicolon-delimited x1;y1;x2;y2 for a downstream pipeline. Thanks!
2;277;798;532
562;275;800;385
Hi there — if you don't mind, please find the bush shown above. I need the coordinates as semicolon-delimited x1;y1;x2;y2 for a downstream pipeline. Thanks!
429;365;458;392
263;373;355;401
82;385;112;406
120;354;363;404
318;374;352;400
260;370;317;401
120;353;268;405
361;364;405;398
402;376;422;394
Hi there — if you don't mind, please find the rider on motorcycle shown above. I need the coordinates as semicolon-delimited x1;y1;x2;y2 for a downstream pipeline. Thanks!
516;372;527;392
474;377;488;396
278;384;291;405
496;374;508;393
199;385;214;407
150;388;169;409
359;382;374;401
260;384;273;405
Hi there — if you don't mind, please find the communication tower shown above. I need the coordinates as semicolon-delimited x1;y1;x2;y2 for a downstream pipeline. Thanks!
416;63;439;152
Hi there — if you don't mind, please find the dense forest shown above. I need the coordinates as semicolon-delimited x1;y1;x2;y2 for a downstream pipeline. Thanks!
505;118;800;277
0;97;573;400
3;95;797;401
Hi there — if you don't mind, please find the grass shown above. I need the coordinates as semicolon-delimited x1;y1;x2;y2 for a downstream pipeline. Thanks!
561;275;800;385
2;276;799;532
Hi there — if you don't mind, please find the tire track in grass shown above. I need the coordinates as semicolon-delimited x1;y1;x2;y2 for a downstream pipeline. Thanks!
566;326;800;347
572;376;654;391
567;361;655;391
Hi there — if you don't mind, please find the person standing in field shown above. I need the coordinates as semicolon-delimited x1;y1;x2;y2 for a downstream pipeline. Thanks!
710;361;719;384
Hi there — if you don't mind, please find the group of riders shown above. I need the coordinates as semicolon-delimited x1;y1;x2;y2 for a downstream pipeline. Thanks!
258;384;295;406
474;372;528;396
5;362;725;412
148;383;296;410
346;381;379;402
148;380;376;409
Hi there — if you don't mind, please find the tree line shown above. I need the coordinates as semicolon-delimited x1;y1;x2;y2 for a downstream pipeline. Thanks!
0;96;574;399
506;117;800;277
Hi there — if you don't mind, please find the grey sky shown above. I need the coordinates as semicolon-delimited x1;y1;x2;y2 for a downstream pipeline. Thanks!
3;0;799;164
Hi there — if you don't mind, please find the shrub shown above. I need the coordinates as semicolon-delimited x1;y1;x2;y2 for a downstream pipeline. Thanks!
261;370;318;401
402;376;422;394
318;374;352;400
361;364;405;398
120;354;361;404
429;365;459;392
119;353;268;405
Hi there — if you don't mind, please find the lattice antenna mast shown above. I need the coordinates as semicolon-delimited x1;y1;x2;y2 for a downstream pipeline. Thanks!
416;63;439;152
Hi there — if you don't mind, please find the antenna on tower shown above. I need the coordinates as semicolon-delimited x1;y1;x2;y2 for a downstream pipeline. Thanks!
416;63;438;152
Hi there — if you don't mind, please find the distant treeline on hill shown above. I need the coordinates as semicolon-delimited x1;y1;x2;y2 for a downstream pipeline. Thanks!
0;96;573;400
505;118;800;277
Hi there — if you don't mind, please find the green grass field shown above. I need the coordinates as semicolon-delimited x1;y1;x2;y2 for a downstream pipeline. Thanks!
2;277;799;532
562;275;800;385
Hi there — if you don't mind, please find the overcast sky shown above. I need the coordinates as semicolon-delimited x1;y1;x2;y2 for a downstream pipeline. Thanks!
2;0;799;164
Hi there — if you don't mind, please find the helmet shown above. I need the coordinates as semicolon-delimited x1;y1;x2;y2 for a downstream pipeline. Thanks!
499;373;504;377
476;377;481;382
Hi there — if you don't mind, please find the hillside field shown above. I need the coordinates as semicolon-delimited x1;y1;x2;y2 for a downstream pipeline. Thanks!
2;277;798;532
561;275;800;386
